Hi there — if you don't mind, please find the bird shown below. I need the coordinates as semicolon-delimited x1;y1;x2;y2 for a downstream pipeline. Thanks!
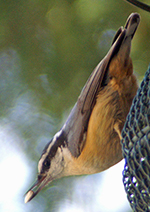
25;13;140;203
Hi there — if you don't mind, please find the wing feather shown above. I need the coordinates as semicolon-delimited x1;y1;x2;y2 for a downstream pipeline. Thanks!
63;29;126;157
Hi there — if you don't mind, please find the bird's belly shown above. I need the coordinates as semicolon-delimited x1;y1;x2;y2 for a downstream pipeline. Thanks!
78;89;124;173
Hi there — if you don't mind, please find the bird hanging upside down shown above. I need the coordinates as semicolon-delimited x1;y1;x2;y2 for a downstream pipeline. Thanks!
25;13;140;203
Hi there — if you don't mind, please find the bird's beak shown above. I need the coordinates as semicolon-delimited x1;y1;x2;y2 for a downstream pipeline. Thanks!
24;175;50;203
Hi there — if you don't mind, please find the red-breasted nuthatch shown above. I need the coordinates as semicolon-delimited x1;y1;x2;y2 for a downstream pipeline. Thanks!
25;13;140;203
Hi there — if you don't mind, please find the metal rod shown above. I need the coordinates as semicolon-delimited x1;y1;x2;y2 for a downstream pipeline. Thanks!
126;0;150;12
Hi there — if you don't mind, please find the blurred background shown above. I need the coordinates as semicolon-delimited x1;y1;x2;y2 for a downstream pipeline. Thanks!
0;0;150;211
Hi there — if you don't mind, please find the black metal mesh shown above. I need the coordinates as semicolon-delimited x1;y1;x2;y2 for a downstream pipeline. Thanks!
121;66;150;212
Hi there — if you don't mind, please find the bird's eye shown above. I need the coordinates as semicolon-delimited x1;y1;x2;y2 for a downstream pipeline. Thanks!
43;158;51;169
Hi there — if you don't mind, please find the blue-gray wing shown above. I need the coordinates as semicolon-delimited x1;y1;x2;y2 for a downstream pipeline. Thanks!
62;24;129;157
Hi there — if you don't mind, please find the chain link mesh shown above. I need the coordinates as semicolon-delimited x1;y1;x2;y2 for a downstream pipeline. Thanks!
121;66;150;212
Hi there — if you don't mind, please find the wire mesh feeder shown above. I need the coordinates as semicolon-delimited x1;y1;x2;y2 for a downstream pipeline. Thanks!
121;66;150;212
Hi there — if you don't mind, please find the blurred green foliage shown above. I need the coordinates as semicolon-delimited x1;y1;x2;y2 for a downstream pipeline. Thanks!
0;0;149;211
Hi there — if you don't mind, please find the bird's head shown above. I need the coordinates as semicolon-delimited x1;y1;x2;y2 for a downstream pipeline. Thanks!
25;130;72;203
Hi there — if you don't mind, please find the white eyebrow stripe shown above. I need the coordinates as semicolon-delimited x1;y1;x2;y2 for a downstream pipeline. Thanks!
38;129;64;173
46;130;63;153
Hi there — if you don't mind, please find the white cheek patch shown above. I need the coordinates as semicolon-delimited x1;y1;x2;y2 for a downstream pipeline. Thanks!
48;147;65;177
62;147;73;165
52;147;62;165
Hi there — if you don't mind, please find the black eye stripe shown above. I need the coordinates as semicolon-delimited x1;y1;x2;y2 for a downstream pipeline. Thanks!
42;157;51;171
40;131;67;161
48;132;67;160
40;131;67;174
